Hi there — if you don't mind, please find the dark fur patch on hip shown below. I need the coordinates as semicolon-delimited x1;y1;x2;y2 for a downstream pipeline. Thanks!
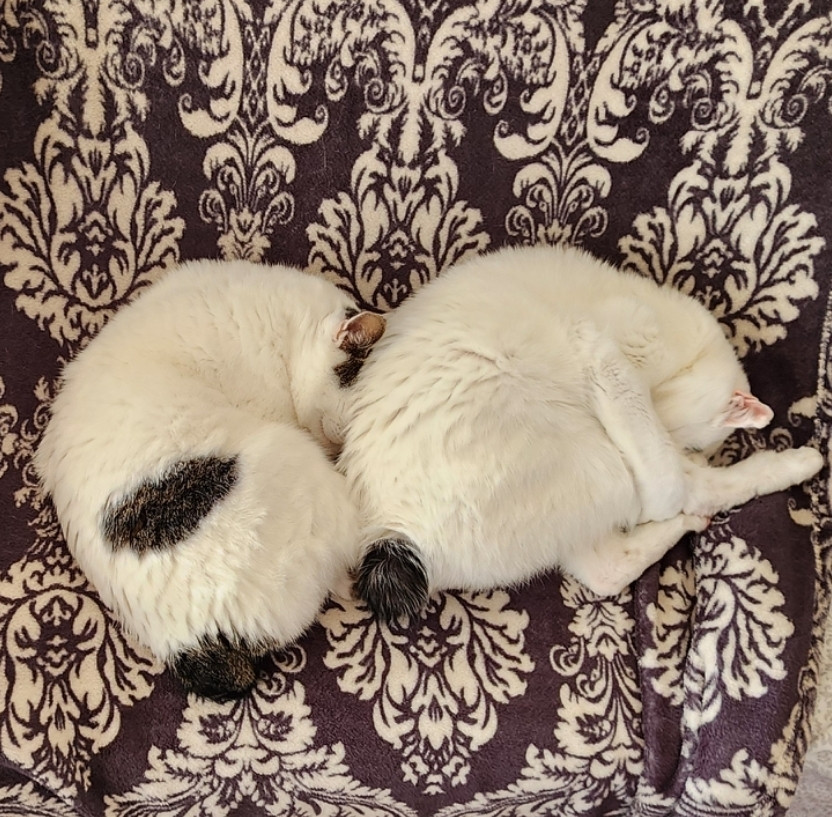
102;455;238;554
354;536;430;625
171;633;262;701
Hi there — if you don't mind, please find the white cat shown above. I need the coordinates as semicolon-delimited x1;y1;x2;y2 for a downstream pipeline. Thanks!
339;244;823;622
35;259;385;700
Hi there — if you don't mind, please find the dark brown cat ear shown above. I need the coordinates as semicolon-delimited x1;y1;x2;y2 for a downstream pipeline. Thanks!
335;311;386;353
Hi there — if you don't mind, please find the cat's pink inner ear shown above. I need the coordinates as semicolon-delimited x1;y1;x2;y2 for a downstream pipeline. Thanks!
722;390;774;429
336;311;386;352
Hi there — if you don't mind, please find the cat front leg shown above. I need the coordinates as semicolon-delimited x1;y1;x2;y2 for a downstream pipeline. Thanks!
561;514;709;598
682;446;824;517
580;321;687;522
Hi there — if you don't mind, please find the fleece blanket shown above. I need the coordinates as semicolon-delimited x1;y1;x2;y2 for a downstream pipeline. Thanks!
1;2;831;815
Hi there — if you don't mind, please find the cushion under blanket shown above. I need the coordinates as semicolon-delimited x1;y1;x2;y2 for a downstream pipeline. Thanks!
0;2;830;815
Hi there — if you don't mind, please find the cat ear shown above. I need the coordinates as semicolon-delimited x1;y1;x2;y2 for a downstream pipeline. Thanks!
722;390;774;429
335;311;386;353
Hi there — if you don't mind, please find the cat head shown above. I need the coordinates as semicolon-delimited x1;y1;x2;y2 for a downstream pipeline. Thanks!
294;299;386;454
656;368;774;455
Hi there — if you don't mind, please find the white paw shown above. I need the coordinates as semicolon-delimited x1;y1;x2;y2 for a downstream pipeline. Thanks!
681;513;710;533
786;446;825;483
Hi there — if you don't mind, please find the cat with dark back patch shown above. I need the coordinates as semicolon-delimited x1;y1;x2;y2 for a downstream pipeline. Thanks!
35;259;385;701
339;244;823;623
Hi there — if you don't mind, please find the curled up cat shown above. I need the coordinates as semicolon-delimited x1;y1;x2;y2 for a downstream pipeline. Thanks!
35;259;385;701
339;244;824;623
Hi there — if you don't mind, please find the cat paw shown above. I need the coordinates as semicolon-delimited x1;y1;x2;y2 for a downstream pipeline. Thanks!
681;513;710;533
355;536;429;625
617;303;660;366
785;446;825;483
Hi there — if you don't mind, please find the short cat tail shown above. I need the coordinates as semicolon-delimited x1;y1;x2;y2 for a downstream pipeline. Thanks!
355;537;429;625
171;633;261;702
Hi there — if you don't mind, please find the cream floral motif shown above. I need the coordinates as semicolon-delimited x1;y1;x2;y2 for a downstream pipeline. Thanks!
273;0;587;306
550;579;642;781
680;749;780;816
619;161;823;356
0;0;187;347
0;539;160;799
0;122;181;347
0;377;21;483
506;139;611;247
284;0;487;307
0;378;161;799
435;744;623;817
421;0;582;161
765;295;832;807
199;19;296;260
110;0;245;138
104;647;417;817
587;4;832;167
504;18;616;249
642;529;793;728
595;3;830;354
435;578;642;815
435;527;801;816
321;592;533;795
640;560;695;708
653;530;800;812
267;0;578;158
308;146;487;309
639;396;828;813
685;531;793;738
2;376;53;533
0;782;77;816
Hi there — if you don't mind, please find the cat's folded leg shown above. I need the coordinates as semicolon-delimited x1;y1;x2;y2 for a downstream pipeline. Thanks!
595;296;661;369
682;446;825;517
580;321;686;522
561;514;709;598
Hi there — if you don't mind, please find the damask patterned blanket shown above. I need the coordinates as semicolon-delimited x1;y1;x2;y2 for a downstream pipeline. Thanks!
1;2;831;816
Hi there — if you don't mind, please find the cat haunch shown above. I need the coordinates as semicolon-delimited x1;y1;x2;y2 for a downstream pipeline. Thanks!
35;259;385;701
340;244;823;623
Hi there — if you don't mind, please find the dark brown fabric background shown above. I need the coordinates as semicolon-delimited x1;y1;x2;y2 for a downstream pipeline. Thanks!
1;2;831;815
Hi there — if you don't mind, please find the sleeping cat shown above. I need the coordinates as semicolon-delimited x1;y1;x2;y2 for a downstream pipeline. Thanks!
35;259;385;700
339;244;823;622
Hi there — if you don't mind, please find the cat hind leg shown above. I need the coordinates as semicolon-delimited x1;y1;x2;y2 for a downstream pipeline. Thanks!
682;447;824;517
354;536;430;625
561;513;708;598
171;633;261;701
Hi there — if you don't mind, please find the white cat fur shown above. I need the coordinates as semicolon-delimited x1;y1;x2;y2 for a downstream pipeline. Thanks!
35;259;383;687
340;244;823;614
